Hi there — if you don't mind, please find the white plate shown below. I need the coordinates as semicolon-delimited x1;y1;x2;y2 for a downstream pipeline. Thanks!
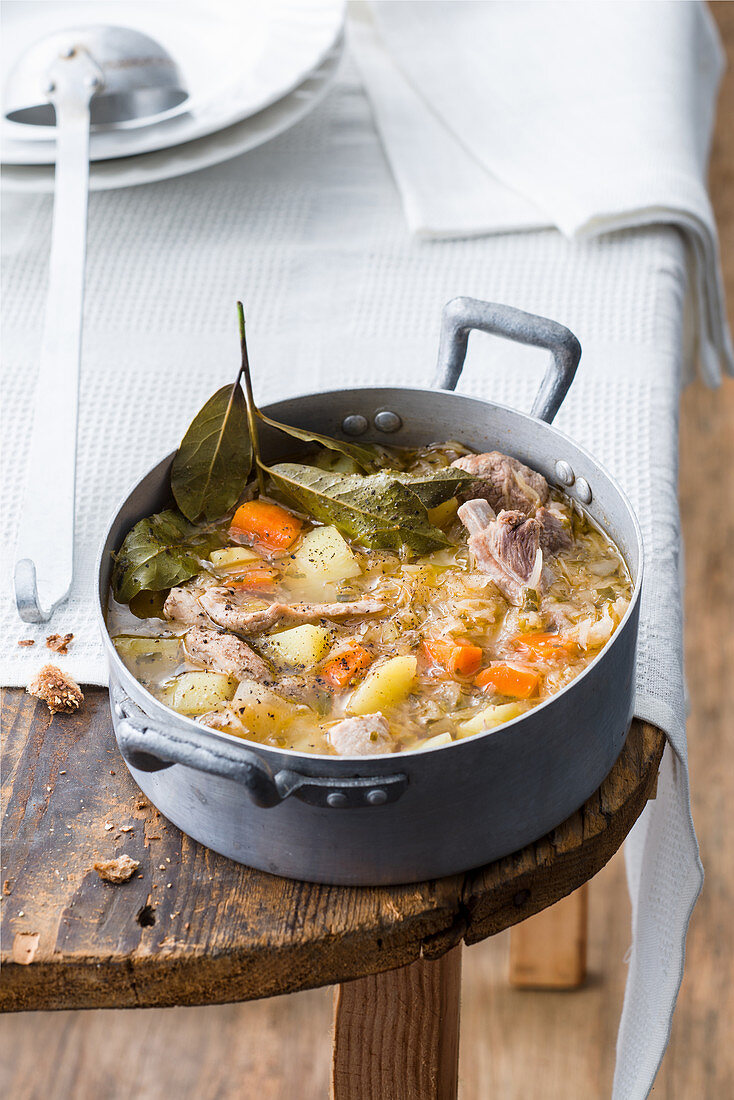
1;0;345;164
1;35;342;192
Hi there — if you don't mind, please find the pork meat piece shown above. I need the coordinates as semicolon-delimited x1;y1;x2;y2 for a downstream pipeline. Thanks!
185;623;311;701
451;451;549;515
458;498;497;532
163;586;210;626
490;510;543;581
198;587;386;635
458;499;543;606
197;706;247;734
185;627;271;681
536;506;573;554
328;713;393;755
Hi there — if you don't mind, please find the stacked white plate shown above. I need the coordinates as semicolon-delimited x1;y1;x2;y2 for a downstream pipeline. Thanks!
1;0;345;192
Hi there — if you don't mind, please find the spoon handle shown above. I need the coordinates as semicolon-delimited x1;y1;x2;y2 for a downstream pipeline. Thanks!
14;48;101;623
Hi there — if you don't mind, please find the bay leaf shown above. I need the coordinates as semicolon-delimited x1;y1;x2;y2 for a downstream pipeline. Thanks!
171;383;251;522
128;589;169;619
313;450;363;476
256;409;388;472
111;510;215;603
390;467;473;508
266;463;450;554
236;301;387;472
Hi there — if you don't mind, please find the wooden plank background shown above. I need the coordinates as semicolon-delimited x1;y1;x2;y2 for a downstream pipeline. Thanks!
1;4;732;1096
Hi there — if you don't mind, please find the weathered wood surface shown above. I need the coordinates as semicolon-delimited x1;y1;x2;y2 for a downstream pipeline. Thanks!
0;681;663;1014
332;945;462;1100
509;883;588;989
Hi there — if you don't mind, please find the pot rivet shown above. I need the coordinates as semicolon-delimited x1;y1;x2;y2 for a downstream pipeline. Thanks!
374;410;402;433
342;414;368;436
575;477;593;504
555;460;575;486
327;791;348;808
366;788;388;805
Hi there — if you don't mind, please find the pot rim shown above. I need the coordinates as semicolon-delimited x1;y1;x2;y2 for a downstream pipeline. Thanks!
96;384;644;763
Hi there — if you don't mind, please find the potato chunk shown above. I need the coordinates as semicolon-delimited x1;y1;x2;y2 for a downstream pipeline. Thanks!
457;701;525;737
114;635;181;663
209;547;260;571
347;655;417;716
427;497;458;528
411;731;454;751
232;679;307;737
259;624;332;670
162;671;236;715
289;526;361;598
114;636;182;685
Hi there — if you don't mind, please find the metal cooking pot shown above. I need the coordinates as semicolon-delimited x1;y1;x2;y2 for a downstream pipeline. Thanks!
97;298;643;886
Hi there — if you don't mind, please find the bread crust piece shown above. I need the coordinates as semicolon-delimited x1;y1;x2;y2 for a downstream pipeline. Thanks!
26;664;84;714
93;855;140;884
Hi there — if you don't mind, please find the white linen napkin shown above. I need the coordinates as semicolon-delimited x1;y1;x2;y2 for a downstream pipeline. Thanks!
351;0;733;385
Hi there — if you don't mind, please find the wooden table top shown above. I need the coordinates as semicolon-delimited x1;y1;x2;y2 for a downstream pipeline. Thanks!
0;686;664;1012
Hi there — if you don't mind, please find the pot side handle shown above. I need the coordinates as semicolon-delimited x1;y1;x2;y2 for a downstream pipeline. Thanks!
113;690;408;810
433;296;581;424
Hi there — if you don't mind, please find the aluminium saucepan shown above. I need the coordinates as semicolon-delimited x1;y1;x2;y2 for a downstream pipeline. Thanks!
96;298;643;886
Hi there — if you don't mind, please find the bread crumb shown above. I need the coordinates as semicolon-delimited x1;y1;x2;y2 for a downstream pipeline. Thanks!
46;632;74;654
2;880;12;896
18;639;35;647
12;931;40;965
93;855;140;884
27;665;83;714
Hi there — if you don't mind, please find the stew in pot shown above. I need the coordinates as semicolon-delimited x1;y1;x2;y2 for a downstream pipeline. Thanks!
108;441;631;755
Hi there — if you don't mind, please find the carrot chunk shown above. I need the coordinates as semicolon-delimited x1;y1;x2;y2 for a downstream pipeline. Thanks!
474;663;540;699
510;632;578;660
228;567;278;591
320;644;373;689
230;500;302;552
423;638;483;677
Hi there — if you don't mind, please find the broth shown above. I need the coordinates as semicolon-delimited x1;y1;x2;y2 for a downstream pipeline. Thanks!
108;443;631;755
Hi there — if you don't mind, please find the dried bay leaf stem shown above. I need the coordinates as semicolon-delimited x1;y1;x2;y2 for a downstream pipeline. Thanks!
238;301;266;496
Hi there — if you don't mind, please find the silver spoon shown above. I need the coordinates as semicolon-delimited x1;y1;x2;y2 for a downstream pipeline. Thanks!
5;26;187;623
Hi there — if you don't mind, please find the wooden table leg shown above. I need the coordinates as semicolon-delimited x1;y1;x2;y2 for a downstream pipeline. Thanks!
332;944;462;1099
509;883;589;989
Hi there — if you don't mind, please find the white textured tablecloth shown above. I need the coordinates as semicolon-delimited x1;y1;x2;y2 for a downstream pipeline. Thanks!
0;59;704;1100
